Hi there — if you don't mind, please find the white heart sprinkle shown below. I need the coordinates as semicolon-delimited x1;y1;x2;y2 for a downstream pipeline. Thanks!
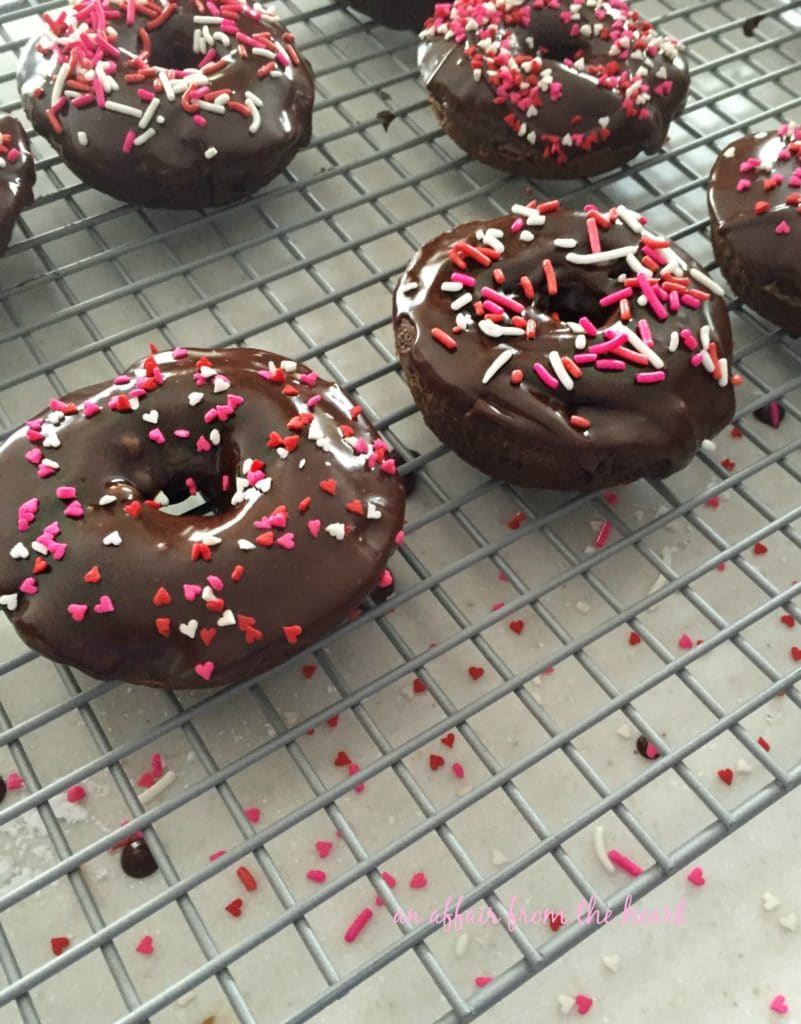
103;531;122;546
99;495;117;506
256;478;272;493
179;619;198;639
213;376;230;393
31;541;49;556
9;543;29;559
42;434;61;448
41;458;59;469
209;428;221;446
238;539;256;550
602;954;621;973
779;912;798;932
0;593;19;611
199;365;216;378
142;410;159;424
598;115;610;128
616;723;634;739
736;758;753;774
188;392;204;406
201;586;216;602
366;502;382;520
217;609;235;627
153;490;169;506
280;360;297;372
491;848;507;866
557;995;575;1015
326;523;346;541
763;892;780;911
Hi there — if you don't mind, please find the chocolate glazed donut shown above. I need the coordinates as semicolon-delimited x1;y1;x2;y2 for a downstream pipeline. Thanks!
0;116;35;255
394;201;735;490
18;0;314;208
0;348;405;689
708;123;801;336
418;0;689;179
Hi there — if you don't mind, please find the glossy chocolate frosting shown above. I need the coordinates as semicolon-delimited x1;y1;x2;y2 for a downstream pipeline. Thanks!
18;0;314;208
394;202;735;487
0;116;35;254
0;348;405;688
708;125;801;321
418;0;689;177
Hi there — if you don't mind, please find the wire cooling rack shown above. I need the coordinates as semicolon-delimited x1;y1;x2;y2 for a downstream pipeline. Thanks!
0;0;800;1021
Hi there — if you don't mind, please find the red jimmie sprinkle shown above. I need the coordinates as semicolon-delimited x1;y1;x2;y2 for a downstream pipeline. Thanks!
344;907;373;943
236;866;257;892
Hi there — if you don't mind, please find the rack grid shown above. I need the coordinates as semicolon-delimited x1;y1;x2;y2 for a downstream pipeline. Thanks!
0;0;800;1021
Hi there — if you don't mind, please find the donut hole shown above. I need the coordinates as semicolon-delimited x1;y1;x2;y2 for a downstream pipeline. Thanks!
146;32;200;73
157;476;222;516
536;275;606;324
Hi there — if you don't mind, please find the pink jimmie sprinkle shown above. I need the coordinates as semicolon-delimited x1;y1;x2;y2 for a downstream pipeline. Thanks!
770;994;789;1015
209;850;226;861
344;907;373;943
452;762;465;779
122;130;136;154
307;869;326;882
150;753;163;779
635;371;666;385
6;772;23;790
66;785;86;803
475;976;493;987
608;849;643;876
594;521;612;548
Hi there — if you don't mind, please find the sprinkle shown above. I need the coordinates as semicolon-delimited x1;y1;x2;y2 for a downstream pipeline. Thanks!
344;908;373;943
6;772;24;791
138;769;176;805
607;849;643;876
482;349;515;384
775;220;791;235
593;825;615;874
533;362;560;390
686;866;705;886
575;995;593;1016
769;995;789;1015
594;521;612;548
315;841;333;859
136;935;154;955
409;872;427;889
306;869;326;882
636;370;666;384
66;785;86;803
237;866;257;892
542;258;558;295
50;937;70;956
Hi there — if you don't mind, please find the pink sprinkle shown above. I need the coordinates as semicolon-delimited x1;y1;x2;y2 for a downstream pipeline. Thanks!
308;519;321;538
66;784;86;803
480;287;525;314
122;130;136;154
244;807;260;823
56;486;76;500
6;772;24;790
135;935;154;955
452;762;465;779
193;114;207;128
315;840;333;859
736;178;751;192
775;220;791;235
344;907;373;943
306;869;326;883
599;286;632;307
637;272;668;320
578;316;597;337
645;742;659;759
137;772;154;789
594;521;612;548
686;866;705;886
533;362;560;390
409;871;427;889
148;428;166;444
475;976;493;987
636;371;666;384
150;753;163;779
607;849;643;876
209;850;226;861
451;272;475;287
678;633;693;650
770;995;789;1015
348;762;365;793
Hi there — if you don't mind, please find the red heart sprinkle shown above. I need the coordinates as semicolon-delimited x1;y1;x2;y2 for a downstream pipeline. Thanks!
753;542;768;555
283;624;302;644
319;478;337;495
154;617;171;638
628;631;641;645
152;586;171;606
200;627;217;647
83;566;101;583
302;664;317;678
429;754;445;770
412;678;426;694
334;751;351;767
33;557;49;574
717;768;733;785
440;733;455;748
123;500;141;517
721;458;736;471
315;841;333;859
547;912;564;932
575;994;593;1015
409;872;427;889
345;500;364;516
327;715;339;728
507;511;525;530
780;615;795;627
468;666;484;681
509;620;524;635
50;936;70;956
225;899;243;918
244;626;262;645
791;647;801;661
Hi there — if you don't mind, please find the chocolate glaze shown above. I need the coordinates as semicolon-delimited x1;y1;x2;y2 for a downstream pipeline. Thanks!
0;776;6;804
338;0;434;31
418;0;689;178
0;348;405;689
394;204;735;488
0;116;35;255
708;126;801;332
18;0;313;209
121;837;158;877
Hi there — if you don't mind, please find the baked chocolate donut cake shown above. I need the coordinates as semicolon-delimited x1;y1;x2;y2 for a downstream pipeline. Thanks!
394;200;735;490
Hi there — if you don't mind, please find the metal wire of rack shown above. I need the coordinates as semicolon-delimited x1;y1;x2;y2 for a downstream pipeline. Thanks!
0;0;800;1021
